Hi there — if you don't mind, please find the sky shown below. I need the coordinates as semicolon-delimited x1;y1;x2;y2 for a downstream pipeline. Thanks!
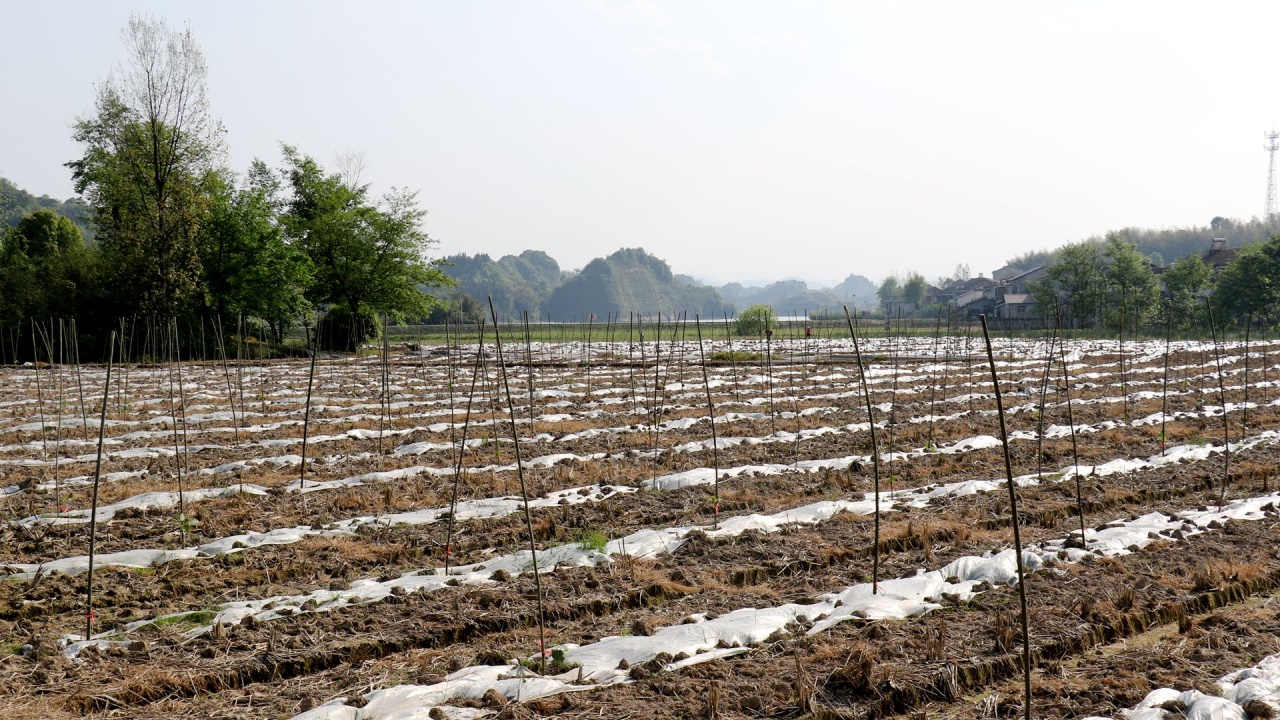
3;1;1279;288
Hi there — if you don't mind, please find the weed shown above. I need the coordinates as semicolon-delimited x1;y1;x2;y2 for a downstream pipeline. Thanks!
991;612;1016;654
1115;585;1135;612
575;528;609;552
1191;564;1216;593
1176;605;1193;633
149;609;217;629
926;621;946;661
519;652;579;675
176;513;199;535
709;351;760;362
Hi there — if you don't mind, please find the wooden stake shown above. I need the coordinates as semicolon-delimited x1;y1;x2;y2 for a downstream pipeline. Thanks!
695;315;721;530
1161;303;1172;455
299;318;320;491
1054;304;1085;549
1206;298;1231;506
85;330;117;639
979;314;1033;720
445;319;486;574
843;306;881;593
487;297;548;673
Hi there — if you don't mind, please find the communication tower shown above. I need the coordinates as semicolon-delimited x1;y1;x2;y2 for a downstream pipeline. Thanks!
1266;130;1279;219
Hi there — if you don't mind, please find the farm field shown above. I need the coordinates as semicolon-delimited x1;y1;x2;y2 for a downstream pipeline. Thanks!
4;329;1280;719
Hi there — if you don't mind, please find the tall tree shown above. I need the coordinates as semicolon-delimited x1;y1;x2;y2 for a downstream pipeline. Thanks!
1103;233;1160;329
198;167;311;340
280;147;450;348
1030;241;1106;327
0;210;99;324
1162;253;1212;328
1214;240;1278;323
68;13;223;317
901;272;927;306
877;275;900;312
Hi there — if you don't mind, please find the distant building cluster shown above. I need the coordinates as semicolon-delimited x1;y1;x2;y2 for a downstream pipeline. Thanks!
883;237;1235;324
885;266;1047;321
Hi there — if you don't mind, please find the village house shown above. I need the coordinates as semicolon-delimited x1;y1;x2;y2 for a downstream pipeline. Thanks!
952;266;1046;321
1202;237;1237;277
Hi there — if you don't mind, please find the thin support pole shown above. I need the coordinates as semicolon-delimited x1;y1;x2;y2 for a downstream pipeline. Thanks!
843;306;881;594
487;297;548;673
1206;299;1231;507
1161;304;1172;454
85;330;117;639
445;319;486;573
694;315;721;530
1053;304;1086;548
979;314;1033;720
299;320;320;491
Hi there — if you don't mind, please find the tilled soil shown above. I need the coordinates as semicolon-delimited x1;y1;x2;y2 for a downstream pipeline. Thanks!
2;339;1280;719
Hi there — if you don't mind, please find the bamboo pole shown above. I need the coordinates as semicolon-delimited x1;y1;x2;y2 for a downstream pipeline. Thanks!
695;315;721;530
445;319;485;573
487;297;548;673
1206;299;1231;506
842;306;881;593
979;314;1033;720
298;319;320;491
85;330;117;640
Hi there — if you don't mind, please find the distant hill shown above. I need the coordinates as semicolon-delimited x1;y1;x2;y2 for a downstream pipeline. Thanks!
439;247;881;320
0;177;94;242
545;248;729;319
718;273;877;314
443;250;565;319
829;273;878;303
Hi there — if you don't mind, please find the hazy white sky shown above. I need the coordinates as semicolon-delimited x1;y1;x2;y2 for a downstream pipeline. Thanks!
4;1;1279;287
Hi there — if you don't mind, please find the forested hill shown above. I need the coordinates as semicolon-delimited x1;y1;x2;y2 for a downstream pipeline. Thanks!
441;247;880;321
444;247;730;320
1004;215;1280;271
543;248;729;319
443;250;565;318
0;177;94;241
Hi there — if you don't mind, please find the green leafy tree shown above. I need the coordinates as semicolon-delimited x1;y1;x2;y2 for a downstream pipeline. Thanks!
0;210;100;325
1031;241;1106;327
734;303;776;335
6;209;82;259
1103;233;1160;330
1161;253;1212;328
198;169;311;342
901;272;926;306
280;147;451;349
68;13;223;317
876;276;900;312
1214;241;1278;322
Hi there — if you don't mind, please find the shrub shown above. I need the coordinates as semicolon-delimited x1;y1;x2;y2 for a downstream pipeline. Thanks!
734;304;776;336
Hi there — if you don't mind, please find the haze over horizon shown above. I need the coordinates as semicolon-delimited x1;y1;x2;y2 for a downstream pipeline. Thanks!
4;1;1279;287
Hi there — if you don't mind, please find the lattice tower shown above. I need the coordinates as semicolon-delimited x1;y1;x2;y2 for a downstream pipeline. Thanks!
1266;130;1279;219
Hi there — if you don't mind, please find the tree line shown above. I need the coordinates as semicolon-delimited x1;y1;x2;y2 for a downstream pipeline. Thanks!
1029;232;1280;332
0;14;449;358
